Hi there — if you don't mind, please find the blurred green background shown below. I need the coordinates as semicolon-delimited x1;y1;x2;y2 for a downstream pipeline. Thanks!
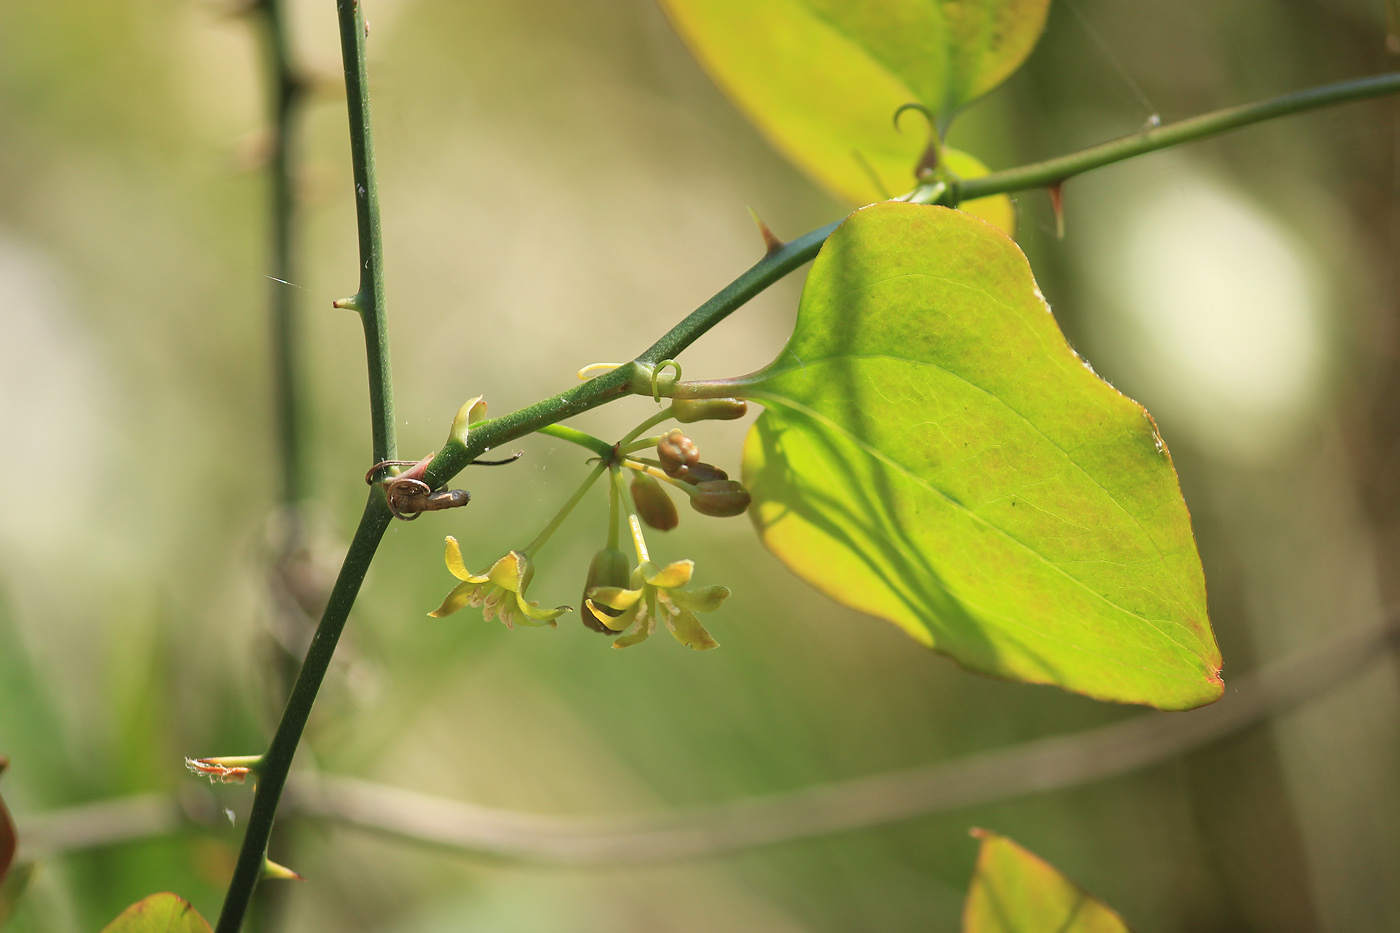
3;0;1400;929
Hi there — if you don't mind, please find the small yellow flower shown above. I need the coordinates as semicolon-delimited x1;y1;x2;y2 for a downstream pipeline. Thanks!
586;559;729;649
429;537;570;628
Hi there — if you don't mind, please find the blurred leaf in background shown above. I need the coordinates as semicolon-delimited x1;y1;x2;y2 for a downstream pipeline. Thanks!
962;828;1129;932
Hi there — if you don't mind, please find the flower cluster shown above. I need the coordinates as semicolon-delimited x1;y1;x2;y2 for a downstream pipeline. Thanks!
427;400;751;650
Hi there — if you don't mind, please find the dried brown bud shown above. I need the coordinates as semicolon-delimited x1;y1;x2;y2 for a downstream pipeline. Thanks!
672;397;748;423
657;429;700;478
631;471;679;531
689;480;751;517
581;547;631;634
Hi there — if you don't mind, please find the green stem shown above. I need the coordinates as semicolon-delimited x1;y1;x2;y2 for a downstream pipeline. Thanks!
536;424;613;459
619;436;663;455
622;458;699;498
619;406;676;446
417;71;1400;491
606;466;621;550
216;495;392;932
523;464;607;556
954;71;1400;202
217;0;395;928
340;1;395;467
217;67;1400;931
612;467;650;564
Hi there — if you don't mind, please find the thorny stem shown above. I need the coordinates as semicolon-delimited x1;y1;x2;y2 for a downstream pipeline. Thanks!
217;495;391;932
953;71;1400;202
218;66;1400;930
423;72;1400;490
341;5;396;467
217;0;394;928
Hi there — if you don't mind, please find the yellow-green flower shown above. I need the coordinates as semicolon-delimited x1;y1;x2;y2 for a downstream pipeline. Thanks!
586;559;729;650
429;536;570;628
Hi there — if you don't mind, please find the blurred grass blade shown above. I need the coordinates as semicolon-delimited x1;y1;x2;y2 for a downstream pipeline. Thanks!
657;0;1045;223
101;893;213;933
740;202;1222;709
963;829;1131;932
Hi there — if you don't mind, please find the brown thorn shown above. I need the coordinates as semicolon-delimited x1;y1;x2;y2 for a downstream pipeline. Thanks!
1046;182;1066;240
747;207;785;256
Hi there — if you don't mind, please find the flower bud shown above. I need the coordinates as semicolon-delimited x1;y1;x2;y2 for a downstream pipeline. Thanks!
630;471;679;531
672;397;748;424
676;461;728;485
689;480;751;517
657;429;700;478
581;547;632;634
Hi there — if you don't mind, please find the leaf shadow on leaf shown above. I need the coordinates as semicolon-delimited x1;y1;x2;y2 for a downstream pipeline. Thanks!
751;390;1070;687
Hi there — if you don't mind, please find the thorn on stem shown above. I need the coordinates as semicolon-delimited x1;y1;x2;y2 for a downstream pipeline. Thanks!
262;858;306;882
747;207;785;256
1047;183;1065;240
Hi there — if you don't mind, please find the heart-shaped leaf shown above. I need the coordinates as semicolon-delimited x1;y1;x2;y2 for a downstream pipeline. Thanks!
102;893;213;933
737;201;1221;709
963;829;1131;932
657;0;1047;222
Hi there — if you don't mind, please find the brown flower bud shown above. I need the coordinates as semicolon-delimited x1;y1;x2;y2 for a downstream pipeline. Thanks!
689;480;751;517
675;461;728;485
580;547;631;634
657;429;700;478
672;397;748;424
630;471;679;531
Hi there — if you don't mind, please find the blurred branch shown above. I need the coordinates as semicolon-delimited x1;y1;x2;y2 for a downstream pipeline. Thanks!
257;0;307;512
287;615;1400;863
18;615;1398;865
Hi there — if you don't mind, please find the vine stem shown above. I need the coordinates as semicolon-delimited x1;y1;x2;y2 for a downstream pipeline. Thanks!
423;71;1400;489
216;0;394;927
954;70;1400;201
216;65;1400;930
216;497;390;931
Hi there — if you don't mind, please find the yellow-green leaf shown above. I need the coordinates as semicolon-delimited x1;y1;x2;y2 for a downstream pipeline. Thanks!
739;202;1221;709
102;893;213;933
657;0;1046;223
963;829;1131;932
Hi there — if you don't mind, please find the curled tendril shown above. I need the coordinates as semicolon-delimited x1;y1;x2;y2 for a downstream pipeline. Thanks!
652;359;682;403
893;101;935;133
